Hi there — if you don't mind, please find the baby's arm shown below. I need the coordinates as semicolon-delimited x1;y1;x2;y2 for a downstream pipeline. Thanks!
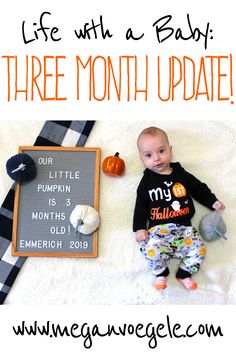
135;229;148;242
212;200;225;210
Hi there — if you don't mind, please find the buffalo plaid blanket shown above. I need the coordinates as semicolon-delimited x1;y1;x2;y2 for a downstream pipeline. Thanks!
0;120;94;304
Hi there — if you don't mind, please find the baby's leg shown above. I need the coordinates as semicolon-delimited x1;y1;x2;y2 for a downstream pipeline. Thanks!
141;238;171;290
141;237;170;276
175;226;206;289
141;224;178;290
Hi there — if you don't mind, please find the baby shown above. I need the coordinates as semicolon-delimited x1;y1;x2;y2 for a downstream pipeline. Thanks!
133;127;225;290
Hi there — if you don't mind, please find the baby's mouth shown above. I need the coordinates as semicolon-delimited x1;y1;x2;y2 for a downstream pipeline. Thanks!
154;163;163;169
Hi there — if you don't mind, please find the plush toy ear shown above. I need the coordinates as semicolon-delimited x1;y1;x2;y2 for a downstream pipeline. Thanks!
6;153;37;182
70;205;100;236
199;211;227;242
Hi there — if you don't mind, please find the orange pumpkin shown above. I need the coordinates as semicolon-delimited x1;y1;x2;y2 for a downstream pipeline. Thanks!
102;152;125;176
172;182;186;197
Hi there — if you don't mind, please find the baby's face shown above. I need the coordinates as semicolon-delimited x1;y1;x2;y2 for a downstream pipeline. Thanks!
138;133;172;174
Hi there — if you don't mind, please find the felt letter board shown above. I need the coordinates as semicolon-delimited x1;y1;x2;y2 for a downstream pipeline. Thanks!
12;146;100;258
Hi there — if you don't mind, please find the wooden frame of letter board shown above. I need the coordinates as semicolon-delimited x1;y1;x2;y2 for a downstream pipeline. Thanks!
12;146;100;258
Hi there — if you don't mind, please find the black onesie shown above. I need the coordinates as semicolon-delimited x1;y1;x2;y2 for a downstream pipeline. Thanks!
133;162;217;232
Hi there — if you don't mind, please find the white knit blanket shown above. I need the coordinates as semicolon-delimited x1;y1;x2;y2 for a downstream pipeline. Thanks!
1;120;235;304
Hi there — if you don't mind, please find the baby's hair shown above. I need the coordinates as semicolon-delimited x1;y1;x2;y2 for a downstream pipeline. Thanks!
137;126;169;146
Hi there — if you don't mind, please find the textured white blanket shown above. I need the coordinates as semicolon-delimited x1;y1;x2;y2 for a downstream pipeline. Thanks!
1;120;235;304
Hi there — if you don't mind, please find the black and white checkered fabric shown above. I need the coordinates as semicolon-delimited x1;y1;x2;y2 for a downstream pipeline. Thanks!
0;120;95;304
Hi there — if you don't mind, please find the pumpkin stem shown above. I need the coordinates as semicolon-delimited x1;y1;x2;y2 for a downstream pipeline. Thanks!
75;219;83;239
212;227;227;240
11;163;26;173
115;152;120;157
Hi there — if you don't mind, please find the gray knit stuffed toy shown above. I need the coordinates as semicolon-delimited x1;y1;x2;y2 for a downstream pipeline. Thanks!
199;211;227;242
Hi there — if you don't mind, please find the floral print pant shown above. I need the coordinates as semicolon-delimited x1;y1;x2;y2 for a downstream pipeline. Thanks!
140;223;207;276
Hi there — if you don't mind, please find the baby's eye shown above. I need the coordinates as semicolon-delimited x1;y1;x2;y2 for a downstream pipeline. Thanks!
159;149;165;154
144;153;152;158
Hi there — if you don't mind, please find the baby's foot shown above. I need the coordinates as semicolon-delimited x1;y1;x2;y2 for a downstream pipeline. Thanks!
154;276;168;290
177;277;198;290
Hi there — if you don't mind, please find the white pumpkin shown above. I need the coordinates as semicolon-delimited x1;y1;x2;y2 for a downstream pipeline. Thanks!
70;205;100;235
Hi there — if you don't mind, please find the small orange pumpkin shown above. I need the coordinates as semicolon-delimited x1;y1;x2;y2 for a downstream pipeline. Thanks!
172;182;186;198
102;152;125;176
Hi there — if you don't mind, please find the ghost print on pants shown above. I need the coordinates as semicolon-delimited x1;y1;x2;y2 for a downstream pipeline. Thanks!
140;223;207;276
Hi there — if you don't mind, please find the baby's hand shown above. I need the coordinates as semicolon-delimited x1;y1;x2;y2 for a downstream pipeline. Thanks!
135;229;148;242
212;200;225;211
